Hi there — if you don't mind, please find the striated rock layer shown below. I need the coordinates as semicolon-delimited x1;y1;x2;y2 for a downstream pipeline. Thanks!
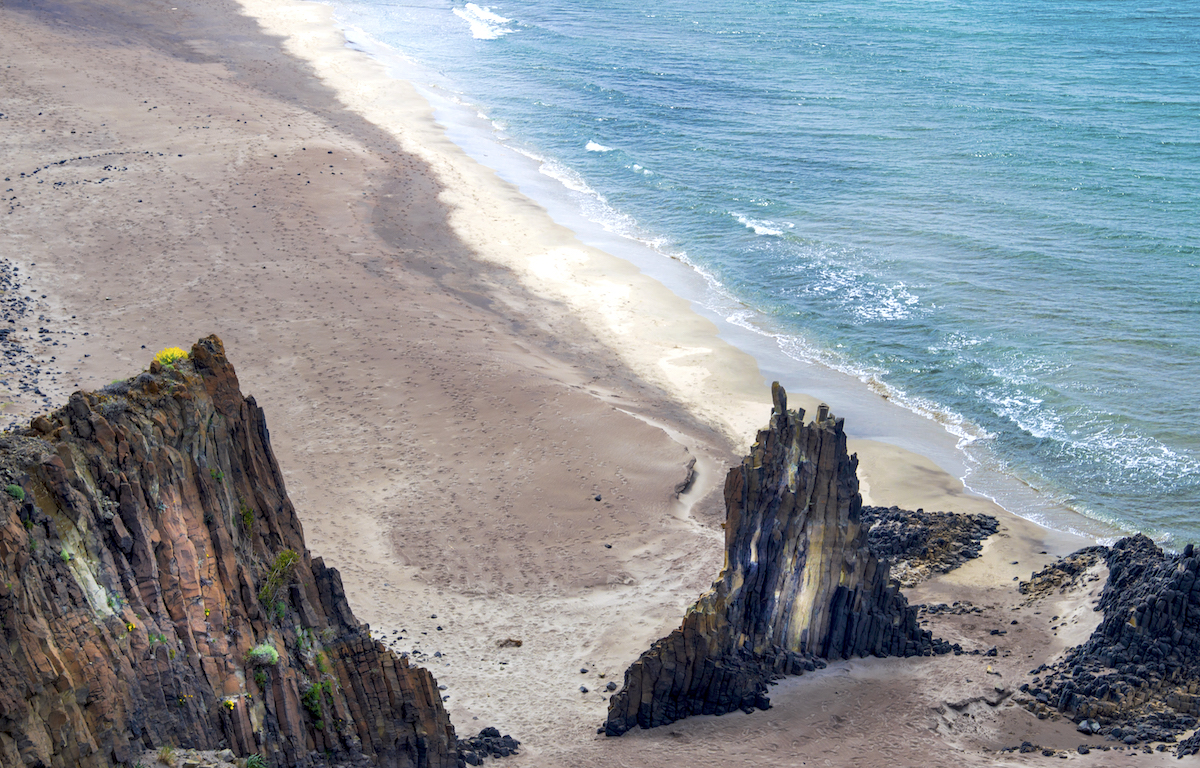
0;337;457;768
605;384;940;735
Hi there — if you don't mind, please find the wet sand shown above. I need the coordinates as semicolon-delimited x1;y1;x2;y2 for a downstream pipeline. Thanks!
0;0;1176;764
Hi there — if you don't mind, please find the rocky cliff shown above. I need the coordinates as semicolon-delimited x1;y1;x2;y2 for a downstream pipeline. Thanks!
0;337;457;768
604;384;941;735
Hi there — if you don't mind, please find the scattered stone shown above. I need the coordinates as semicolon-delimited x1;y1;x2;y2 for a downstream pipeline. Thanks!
457;727;520;761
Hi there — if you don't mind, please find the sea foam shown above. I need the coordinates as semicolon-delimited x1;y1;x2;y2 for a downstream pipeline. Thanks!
452;3;514;40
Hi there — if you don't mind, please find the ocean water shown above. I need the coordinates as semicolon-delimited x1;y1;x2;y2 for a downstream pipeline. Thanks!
327;0;1200;545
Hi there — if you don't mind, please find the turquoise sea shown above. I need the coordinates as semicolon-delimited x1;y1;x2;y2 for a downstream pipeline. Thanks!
326;0;1200;545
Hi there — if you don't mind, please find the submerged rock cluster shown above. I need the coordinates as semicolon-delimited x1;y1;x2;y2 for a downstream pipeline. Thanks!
0;337;457;768
604;385;945;736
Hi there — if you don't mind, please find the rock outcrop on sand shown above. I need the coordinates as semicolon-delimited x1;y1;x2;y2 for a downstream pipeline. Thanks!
604;384;942;735
1021;535;1200;754
0;337;457;768
862;505;999;587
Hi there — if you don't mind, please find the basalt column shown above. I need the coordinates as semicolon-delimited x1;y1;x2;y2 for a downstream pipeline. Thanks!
605;383;936;735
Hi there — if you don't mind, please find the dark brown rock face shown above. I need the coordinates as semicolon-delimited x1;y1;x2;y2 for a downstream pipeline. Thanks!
604;384;938;736
0;337;457;768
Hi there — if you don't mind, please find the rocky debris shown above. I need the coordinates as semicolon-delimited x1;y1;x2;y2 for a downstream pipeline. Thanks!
0;336;457;768
1176;729;1200;758
456;727;519;764
0;257;71;428
604;385;944;736
1017;546;1106;603
920;601;983;616
130;746;240;768
1018;535;1200;757
861;505;999;587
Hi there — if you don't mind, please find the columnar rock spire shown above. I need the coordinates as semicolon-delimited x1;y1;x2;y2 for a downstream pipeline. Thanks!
605;383;937;735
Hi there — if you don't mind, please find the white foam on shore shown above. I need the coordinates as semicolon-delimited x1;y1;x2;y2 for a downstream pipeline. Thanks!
585;140;613;152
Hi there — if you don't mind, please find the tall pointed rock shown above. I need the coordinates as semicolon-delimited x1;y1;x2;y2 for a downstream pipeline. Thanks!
605;383;939;735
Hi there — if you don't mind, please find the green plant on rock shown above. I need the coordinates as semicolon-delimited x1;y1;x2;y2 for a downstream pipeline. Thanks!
316;650;330;675
257;549;300;607
246;643;280;667
301;679;333;723
59;548;71;564
5;484;24;501
240;500;254;533
246;755;267;768
254;668;267;687
209;468;224;482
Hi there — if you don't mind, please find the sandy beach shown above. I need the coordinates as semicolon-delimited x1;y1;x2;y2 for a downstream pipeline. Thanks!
0;0;1178;764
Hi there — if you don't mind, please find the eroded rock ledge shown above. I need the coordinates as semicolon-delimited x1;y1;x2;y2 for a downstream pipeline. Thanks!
0;337;457;768
604;384;943;736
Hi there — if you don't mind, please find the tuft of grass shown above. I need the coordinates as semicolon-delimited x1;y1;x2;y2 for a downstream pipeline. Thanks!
316;650;330;675
59;548;71;564
246;755;267;768
254;668;267;687
5;484;24;501
209;468;224;482
240;500;254;533
156;744;175;765
257;549;300;607
153;346;188;367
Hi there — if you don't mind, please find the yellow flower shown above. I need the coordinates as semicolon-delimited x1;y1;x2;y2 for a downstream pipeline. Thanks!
153;346;189;366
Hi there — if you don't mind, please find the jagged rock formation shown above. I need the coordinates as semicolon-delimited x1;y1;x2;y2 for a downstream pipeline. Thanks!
862;505;999;587
604;385;941;736
1020;535;1200;754
0;337;457;768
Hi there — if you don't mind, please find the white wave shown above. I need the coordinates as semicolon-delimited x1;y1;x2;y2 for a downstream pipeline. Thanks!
585;141;614;152
452;3;514;40
731;212;792;237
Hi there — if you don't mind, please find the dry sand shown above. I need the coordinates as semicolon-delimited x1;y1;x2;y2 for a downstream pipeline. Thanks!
0;0;1178;765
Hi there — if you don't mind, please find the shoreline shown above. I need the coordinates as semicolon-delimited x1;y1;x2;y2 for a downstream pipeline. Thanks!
0;0;1173;764
258;1;1128;547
